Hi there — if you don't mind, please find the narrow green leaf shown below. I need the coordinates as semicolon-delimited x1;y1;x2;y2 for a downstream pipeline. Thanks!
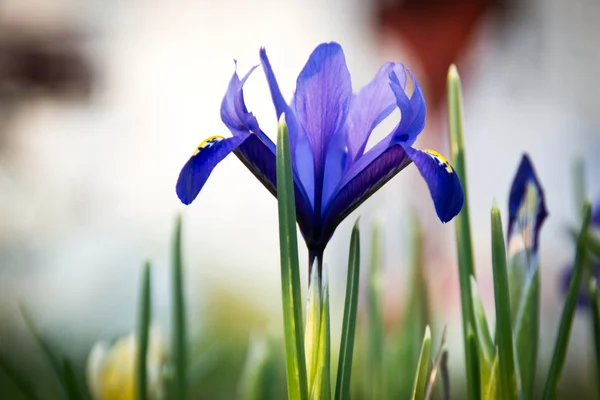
447;64;478;400
310;269;331;400
411;326;432;400
276;114;308;400
0;354;39;400
470;277;494;363
589;277;600;400
62;358;83;400
490;204;518;399
171;214;187;400
137;261;152;400
334;219;361;400
484;352;500;400
467;325;481;400
367;223;384;399
513;267;540;400
470;277;493;398
19;305;65;397
542;202;591;399
424;327;448;400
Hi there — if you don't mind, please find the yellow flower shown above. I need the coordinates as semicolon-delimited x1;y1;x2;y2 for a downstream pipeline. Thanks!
86;329;166;400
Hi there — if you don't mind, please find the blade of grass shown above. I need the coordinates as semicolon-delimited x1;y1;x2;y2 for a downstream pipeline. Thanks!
589;278;600;400
171;214;187;400
0;354;39;400
542;201;591;399
334;219;361;400
367;222;384;399
491;204;518;399
411;326;432;400
447;65;478;400
62;358;83;400
276;114;308;400
137;261;151;400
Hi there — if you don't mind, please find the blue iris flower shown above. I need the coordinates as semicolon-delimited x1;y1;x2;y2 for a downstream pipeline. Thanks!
176;42;464;269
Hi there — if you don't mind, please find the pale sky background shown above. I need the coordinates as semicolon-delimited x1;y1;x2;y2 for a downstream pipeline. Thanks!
0;0;599;383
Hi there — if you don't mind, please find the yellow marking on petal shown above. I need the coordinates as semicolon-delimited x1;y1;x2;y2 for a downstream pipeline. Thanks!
192;135;224;156
424;149;453;173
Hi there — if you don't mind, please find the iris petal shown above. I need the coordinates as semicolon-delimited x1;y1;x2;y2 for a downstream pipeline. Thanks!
260;48;314;205
176;135;248;205
507;154;548;251
389;70;426;146
402;146;464;223
220;64;261;136
293;42;352;175
345;62;406;161
320;145;411;245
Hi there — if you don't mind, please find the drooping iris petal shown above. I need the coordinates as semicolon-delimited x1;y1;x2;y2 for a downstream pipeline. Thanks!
320;145;412;245
507;154;548;252
402;146;464;223
220;64;261;136
260;48;314;205
389;70;426;146
176;135;248;204
345;62;406;162
293;42;352;177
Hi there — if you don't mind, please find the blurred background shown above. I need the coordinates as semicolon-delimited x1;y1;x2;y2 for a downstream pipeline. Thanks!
1;0;599;398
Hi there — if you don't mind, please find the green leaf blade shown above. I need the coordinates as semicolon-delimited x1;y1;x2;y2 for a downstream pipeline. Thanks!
513;268;540;400
137;261;152;400
334;219;361;400
490;205;518;400
276;114;308;400
171;215;187;400
411;326;432;400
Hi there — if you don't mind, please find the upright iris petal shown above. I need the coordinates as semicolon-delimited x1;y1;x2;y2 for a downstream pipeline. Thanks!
505;154;548;322
176;42;465;272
